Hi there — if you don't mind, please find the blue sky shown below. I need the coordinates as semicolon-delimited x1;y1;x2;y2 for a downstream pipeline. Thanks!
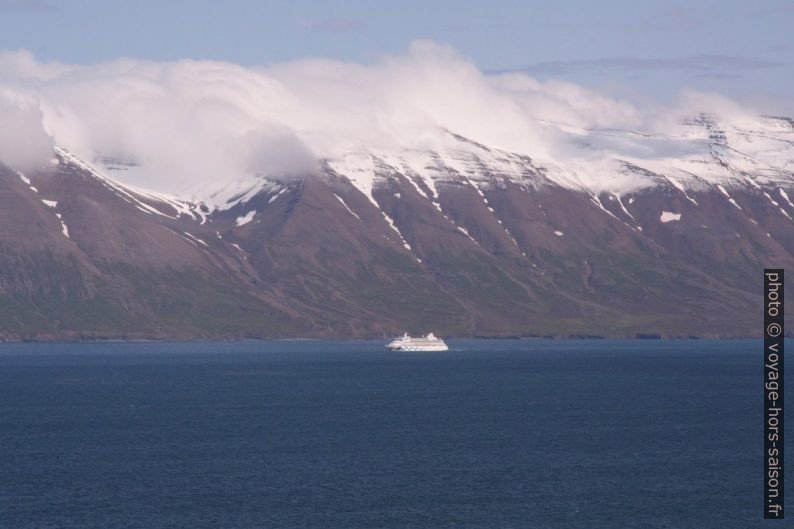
0;0;792;102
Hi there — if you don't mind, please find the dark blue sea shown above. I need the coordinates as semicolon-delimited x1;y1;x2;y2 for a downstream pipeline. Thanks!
0;339;788;528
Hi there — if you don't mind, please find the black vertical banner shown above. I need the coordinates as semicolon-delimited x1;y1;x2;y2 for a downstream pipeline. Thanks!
764;269;784;519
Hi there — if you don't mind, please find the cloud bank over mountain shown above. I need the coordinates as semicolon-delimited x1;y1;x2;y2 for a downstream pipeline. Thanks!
0;42;784;199
0;88;53;171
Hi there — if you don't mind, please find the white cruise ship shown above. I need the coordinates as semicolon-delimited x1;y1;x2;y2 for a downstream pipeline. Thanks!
386;332;449;351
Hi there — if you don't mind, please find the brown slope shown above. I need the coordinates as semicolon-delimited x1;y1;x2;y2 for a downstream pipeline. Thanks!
3;150;792;340
0;157;302;340
212;175;470;337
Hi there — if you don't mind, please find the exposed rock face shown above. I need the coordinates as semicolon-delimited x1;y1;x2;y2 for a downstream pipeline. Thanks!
2;115;793;340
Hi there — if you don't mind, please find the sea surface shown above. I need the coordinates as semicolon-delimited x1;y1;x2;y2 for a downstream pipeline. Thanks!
0;339;788;529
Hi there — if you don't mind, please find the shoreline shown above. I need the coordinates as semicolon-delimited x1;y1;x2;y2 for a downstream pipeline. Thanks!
0;334;774;345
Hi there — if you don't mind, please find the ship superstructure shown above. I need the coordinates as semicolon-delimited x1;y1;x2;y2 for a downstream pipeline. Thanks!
386;332;449;351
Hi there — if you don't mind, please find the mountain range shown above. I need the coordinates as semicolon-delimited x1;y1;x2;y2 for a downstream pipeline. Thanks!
2;112;793;340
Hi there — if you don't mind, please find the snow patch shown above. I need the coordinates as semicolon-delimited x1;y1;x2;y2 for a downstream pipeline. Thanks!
764;192;780;207
660;211;681;223
235;210;256;227
590;195;621;221
56;146;193;220
456;225;478;245
268;188;287;203
666;176;698;205
614;194;635;220
779;188;794;208
505;229;520;248
381;211;412;251
328;154;379;208
183;232;209;247
717;184;742;210
333;194;361;220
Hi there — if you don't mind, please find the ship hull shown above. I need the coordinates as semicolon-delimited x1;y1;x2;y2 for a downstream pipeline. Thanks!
386;344;449;351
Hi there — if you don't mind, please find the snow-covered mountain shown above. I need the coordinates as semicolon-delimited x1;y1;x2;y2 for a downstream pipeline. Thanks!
91;111;794;213
1;111;793;340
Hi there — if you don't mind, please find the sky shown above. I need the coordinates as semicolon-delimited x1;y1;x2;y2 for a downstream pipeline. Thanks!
0;0;792;102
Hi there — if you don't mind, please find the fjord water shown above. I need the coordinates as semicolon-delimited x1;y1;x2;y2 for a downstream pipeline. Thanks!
0;340;787;528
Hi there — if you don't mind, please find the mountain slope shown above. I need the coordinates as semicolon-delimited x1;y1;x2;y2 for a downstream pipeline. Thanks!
2;112;793;339
0;158;302;340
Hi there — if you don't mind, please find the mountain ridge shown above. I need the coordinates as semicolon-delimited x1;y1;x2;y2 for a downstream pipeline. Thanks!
1;112;793;341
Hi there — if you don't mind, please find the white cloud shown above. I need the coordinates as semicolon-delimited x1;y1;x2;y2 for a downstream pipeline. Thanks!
0;88;53;172
0;49;70;81
0;42;783;204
